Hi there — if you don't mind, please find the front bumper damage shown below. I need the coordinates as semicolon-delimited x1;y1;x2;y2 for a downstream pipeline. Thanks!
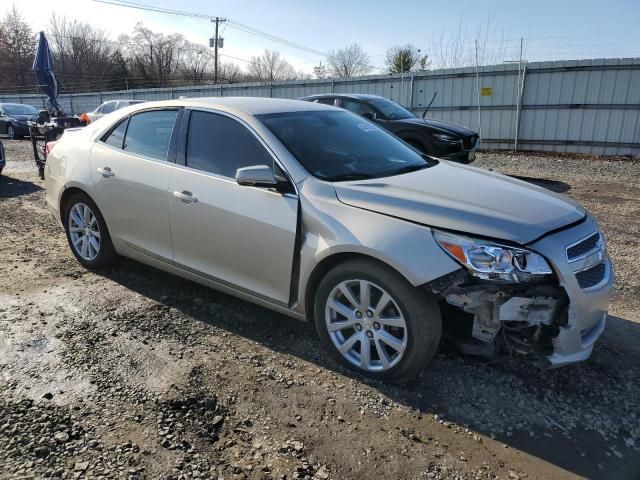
429;216;613;368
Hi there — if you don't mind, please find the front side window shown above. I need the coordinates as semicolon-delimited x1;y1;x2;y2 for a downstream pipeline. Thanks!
315;98;335;106
367;98;415;120
341;99;377;118
186;110;273;178
123;110;178;161
258;110;432;182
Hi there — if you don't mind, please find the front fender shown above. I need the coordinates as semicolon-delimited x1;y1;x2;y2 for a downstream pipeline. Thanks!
294;179;460;317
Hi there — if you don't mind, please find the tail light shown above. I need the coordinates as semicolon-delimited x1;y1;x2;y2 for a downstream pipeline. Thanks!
45;141;58;160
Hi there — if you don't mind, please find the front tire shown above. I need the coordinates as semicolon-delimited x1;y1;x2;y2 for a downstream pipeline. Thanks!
313;259;442;383
63;192;117;269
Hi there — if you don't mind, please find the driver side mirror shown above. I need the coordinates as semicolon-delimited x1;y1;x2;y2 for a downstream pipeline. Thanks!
236;165;284;190
361;112;376;120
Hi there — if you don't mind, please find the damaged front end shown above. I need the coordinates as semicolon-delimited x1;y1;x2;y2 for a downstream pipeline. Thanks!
428;226;612;368
430;269;569;366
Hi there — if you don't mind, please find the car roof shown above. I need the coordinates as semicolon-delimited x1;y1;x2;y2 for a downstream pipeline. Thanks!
126;97;336;115
302;93;386;101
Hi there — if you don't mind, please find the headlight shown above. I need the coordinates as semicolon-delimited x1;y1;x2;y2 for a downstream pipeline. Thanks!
432;133;459;143
433;231;553;282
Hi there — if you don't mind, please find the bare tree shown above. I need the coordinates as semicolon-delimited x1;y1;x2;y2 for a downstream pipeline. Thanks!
179;43;214;85
0;5;36;90
385;44;430;73
218;62;243;83
247;49;297;81
428;15;510;69
48;14;124;91
119;23;187;88
327;44;371;78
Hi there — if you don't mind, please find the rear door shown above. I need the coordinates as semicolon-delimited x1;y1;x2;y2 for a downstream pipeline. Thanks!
90;108;181;261
169;109;298;304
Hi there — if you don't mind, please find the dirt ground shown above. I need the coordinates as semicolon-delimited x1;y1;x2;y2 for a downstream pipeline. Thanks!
1;139;639;480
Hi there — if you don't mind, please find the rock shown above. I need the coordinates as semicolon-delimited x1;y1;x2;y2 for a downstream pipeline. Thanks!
42;392;54;400
508;471;520;479
54;431;70;443
74;461;89;471
212;415;224;427
34;446;50;458
315;465;330;479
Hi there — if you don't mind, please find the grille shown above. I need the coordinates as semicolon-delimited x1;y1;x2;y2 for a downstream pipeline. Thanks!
462;135;477;150
575;263;606;289
567;232;600;261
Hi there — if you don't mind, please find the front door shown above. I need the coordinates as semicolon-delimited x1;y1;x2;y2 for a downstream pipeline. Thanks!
90;109;180;260
169;110;298;305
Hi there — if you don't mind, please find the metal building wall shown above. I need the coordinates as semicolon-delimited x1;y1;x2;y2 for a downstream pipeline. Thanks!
1;58;638;156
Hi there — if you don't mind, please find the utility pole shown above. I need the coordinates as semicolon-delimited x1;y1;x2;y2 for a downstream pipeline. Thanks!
211;17;227;84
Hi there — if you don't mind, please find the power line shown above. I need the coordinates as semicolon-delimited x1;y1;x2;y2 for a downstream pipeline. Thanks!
92;0;326;57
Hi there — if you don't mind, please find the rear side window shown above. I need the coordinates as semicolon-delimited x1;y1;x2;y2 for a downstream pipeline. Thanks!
315;98;335;106
123;110;179;161
103;118;128;149
186;111;273;178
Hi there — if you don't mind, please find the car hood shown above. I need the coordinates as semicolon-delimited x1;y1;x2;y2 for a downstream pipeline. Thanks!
394;117;476;136
333;161;585;244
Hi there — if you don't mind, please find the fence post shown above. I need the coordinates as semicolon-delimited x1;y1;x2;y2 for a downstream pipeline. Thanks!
409;75;415;110
69;95;74;115
331;79;334;93
514;64;528;153
269;82;273;98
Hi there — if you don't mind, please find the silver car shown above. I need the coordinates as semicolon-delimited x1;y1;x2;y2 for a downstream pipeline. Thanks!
84;99;147;123
45;98;613;382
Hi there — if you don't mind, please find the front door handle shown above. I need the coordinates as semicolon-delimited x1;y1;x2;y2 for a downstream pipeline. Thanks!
173;190;198;204
97;167;115;178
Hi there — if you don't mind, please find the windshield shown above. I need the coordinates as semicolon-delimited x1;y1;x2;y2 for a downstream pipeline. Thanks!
368;98;415;120
4;104;38;115
258;110;433;182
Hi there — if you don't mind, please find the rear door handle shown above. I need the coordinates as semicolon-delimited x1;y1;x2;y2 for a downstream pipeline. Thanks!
173;190;198;204
97;167;115;178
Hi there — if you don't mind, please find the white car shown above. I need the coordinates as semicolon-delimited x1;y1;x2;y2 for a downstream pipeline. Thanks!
84;100;147;123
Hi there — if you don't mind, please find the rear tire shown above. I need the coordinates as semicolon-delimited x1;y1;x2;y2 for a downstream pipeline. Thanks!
63;192;117;270
313;259;442;384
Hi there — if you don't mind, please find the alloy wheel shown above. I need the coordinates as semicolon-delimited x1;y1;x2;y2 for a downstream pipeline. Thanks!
325;279;408;372
7;125;14;140
68;203;101;261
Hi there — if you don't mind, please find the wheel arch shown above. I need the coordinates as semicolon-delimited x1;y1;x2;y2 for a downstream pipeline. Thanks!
303;251;409;324
59;186;99;225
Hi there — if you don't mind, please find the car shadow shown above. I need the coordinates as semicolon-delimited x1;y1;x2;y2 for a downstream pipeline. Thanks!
0;175;43;199
100;260;640;480
509;175;571;193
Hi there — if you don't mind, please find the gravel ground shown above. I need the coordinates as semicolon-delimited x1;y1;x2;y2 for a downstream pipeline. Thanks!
0;139;639;480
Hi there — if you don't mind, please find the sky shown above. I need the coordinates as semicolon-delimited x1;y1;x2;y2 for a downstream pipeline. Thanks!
2;0;640;74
